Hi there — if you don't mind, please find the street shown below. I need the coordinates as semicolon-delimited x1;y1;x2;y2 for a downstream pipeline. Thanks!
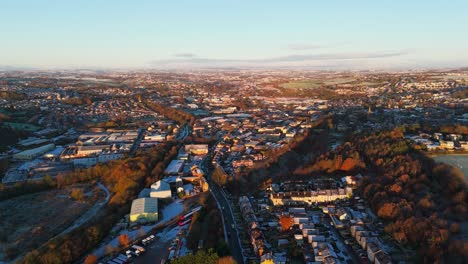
207;178;245;264
129;128;145;156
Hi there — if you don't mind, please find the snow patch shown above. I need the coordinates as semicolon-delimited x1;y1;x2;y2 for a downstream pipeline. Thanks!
161;199;184;222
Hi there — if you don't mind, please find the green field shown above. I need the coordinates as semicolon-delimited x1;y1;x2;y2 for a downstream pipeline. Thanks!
323;78;356;85
3;122;39;132
359;81;381;86
280;80;323;89
280;78;357;89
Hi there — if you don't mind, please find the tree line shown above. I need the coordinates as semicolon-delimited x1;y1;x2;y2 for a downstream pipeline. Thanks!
0;90;27;100
144;100;195;126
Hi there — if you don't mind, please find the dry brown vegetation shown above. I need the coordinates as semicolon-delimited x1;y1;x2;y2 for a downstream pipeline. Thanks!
0;184;102;261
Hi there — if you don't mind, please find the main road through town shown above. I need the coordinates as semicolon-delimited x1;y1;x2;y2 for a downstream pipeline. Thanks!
206;173;245;264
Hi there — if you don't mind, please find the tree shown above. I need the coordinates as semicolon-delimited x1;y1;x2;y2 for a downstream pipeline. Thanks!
279;215;294;231
218;256;237;264
42;175;55;187
84;255;98;264
118;234;130;248
86;226;103;244
212;166;228;186
216;241;231;257
105;245;115;255
171;249;219;264
70;188;84;201
340;157;358;171
23;250;40;264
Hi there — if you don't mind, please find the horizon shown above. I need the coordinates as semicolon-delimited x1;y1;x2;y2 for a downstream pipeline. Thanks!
1;0;468;70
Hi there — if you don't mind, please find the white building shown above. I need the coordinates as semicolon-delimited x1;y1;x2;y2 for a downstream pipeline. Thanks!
150;180;172;199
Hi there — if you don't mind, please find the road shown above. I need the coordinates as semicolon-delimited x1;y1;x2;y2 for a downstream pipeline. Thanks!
324;215;360;264
207;177;245;264
199;139;245;263
132;180;245;264
130;128;145;156
176;123;190;141
133;134;245;263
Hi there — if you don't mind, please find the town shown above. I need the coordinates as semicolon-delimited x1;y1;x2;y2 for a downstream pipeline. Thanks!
0;69;467;264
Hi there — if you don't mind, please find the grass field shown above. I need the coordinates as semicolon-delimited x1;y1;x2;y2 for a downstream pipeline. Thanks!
359;81;382;86
0;184;104;261
323;78;356;85
280;78;358;89
280;80;323;89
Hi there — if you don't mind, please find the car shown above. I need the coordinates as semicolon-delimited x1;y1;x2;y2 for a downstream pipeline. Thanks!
132;245;145;254
126;249;139;257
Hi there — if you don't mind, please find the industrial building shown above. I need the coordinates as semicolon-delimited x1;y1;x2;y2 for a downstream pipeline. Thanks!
150;180;172;199
130;198;159;223
164;159;185;175
184;144;209;155
13;144;55;160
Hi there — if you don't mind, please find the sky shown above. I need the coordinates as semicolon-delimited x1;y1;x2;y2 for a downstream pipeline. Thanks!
1;0;467;70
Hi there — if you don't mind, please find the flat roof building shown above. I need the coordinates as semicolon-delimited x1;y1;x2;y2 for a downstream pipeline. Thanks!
13;144;55;160
164;159;185;175
130;198;158;223
150;180;172;199
184;144;209;155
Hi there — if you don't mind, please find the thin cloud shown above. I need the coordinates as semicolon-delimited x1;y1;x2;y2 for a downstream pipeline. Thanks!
151;50;410;66
258;51;410;62
173;53;196;58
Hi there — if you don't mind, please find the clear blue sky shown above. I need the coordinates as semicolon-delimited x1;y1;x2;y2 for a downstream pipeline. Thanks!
1;0;467;69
